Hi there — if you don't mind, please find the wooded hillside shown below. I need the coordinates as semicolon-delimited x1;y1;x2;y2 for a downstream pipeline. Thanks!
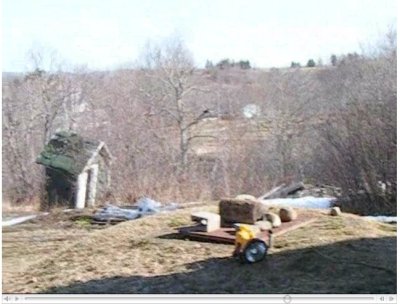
2;32;396;215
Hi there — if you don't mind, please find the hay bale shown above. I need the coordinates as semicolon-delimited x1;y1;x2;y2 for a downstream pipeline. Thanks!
235;194;257;201
279;207;297;222
219;198;262;225
265;212;281;228
330;207;342;216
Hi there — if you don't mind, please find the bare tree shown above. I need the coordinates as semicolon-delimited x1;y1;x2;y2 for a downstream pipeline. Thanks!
2;48;94;203
311;31;397;214
2;31;396;215
138;37;211;173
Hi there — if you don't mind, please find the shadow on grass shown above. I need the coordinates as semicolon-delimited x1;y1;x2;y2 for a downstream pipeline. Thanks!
44;236;396;294
157;231;234;244
157;232;187;240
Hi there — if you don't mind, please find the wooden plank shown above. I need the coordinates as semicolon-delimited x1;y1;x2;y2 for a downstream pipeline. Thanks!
178;214;317;245
178;226;270;244
273;217;317;237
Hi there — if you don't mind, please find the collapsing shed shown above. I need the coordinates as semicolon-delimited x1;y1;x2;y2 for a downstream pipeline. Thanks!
36;131;112;209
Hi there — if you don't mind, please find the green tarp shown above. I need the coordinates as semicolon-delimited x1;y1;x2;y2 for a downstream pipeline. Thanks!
36;131;101;176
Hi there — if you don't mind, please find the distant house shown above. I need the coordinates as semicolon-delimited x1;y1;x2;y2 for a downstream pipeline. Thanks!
36;131;112;209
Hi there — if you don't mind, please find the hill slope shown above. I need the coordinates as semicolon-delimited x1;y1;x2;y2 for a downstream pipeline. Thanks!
2;205;397;293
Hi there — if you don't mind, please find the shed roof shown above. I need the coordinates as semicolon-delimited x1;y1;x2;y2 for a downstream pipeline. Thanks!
36;131;111;176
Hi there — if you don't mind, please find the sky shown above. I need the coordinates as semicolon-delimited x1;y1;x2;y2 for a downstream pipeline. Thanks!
2;0;397;72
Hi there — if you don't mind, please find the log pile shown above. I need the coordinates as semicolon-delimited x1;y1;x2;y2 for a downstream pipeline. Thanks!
258;182;341;200
258;182;305;200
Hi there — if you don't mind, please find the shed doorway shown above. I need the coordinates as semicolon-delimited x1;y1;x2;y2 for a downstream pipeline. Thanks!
76;164;99;209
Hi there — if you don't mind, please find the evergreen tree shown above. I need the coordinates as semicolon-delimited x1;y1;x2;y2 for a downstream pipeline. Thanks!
306;59;316;67
205;60;214;69
290;61;301;68
330;54;337;66
238;60;251;69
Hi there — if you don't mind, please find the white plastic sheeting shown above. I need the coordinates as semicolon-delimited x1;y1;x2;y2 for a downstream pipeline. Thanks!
137;197;178;214
93;197;178;221
260;196;336;209
363;216;397;223
137;197;162;214
93;205;141;221
260;196;397;223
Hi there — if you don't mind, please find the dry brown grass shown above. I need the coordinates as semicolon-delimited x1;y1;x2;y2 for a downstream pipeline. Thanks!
2;203;396;294
2;199;41;215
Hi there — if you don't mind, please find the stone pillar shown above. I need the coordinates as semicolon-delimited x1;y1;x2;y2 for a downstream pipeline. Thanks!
76;171;88;209
87;164;99;207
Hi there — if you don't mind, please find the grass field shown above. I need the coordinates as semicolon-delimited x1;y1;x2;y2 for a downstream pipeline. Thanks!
2;203;397;294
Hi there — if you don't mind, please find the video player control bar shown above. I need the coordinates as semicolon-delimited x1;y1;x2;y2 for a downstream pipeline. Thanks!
2;294;397;304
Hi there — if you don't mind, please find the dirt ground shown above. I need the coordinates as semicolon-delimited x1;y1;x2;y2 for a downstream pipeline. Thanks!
2;204;397;294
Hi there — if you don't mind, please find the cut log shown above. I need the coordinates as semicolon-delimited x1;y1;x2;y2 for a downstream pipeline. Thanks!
279;207;298;222
330;207;342;216
259;182;305;200
264;212;282;228
219;198;262;226
258;184;286;200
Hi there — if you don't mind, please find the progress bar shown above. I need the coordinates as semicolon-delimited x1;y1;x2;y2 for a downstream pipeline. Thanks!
2;294;396;304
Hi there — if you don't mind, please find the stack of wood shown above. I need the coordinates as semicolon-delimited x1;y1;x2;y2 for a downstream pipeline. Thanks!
258;182;305;200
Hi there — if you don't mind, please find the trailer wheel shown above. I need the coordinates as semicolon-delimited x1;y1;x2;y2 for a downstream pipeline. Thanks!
241;239;268;263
